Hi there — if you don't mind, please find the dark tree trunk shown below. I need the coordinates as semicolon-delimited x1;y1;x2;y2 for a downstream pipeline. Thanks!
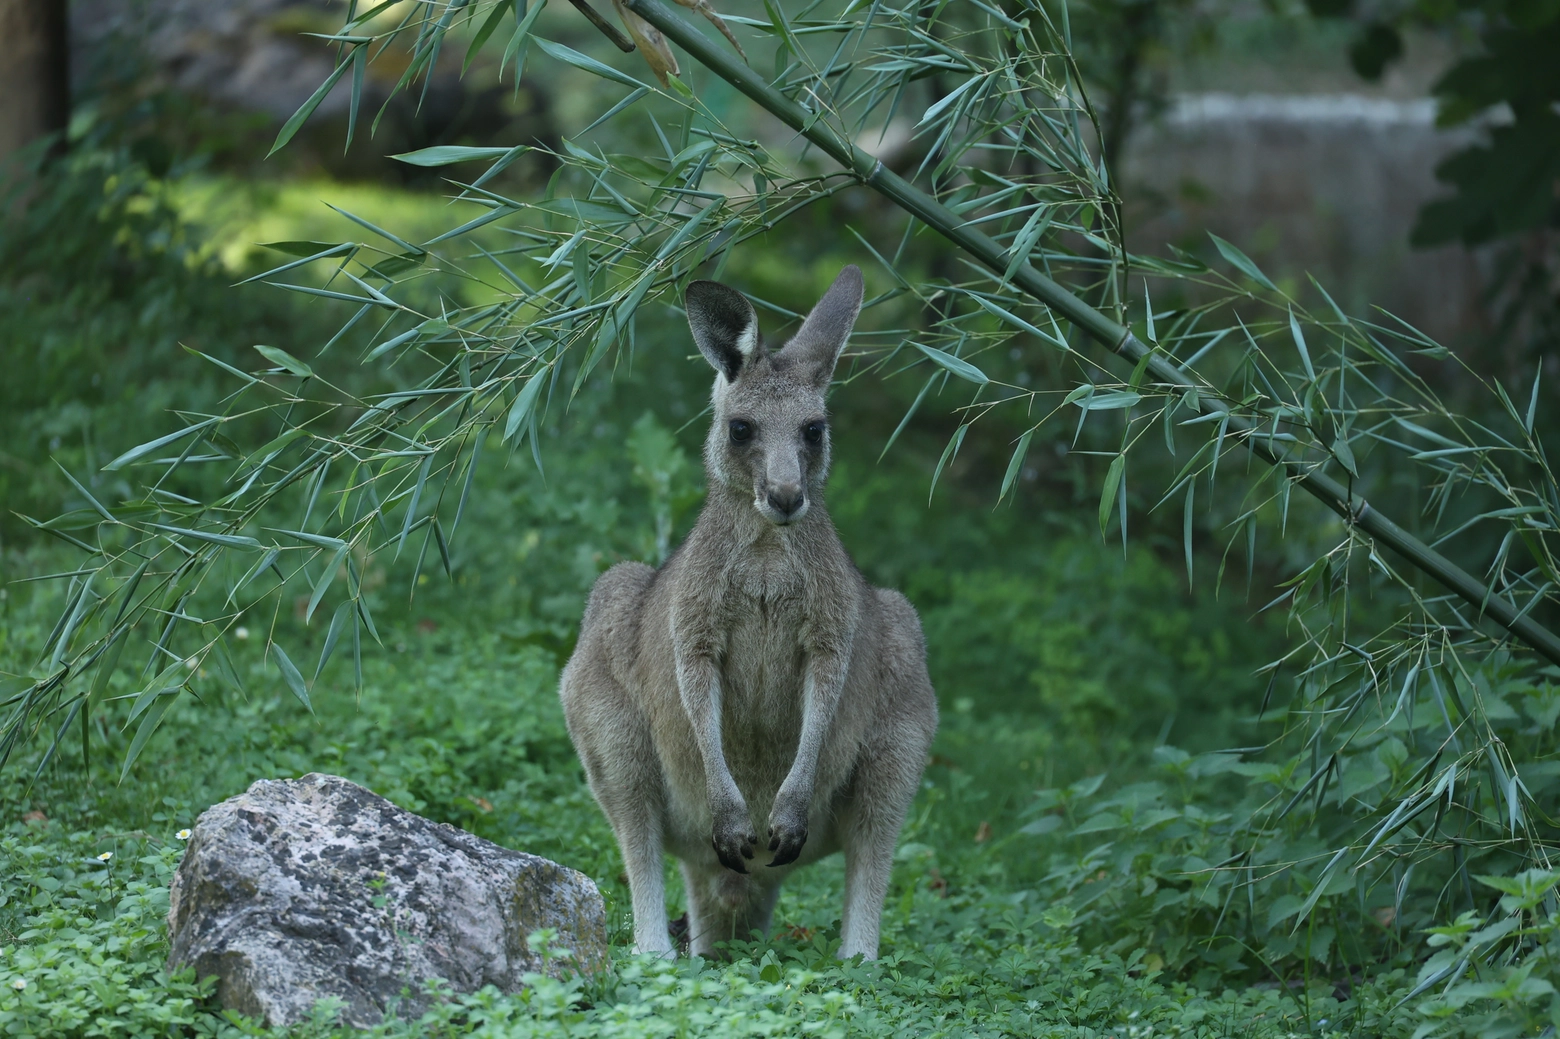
0;0;71;166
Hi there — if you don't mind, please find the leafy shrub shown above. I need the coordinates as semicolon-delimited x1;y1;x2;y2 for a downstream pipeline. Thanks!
0;831;217;1037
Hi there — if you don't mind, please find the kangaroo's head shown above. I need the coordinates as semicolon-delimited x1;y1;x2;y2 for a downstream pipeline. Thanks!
684;265;864;526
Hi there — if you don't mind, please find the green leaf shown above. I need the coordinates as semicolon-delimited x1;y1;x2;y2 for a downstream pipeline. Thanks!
269;528;347;550
269;51;356;157
253;344;315;378
54;462;115;524
211;636;245;696
1003;206;1052;285
261;240;345;257
102;417;219;471
125;661;186;726
272;642;314;713
534;37;648;89
464;0;514;73
914;342;988;385
149;524;262;549
1071;390;1141;411
1289;309;1316;383
1183;482;1195;589
314;601;354;685
1209;233;1276;292
999;430;1035;502
1331;435;1359;477
929;424;968;501
119;691;179;784
88;626;130;705
966;293;1068;351
504;367;549;443
46;570;96;672
307;545;349;624
392;145;517;167
1099;454;1125;537
1526;364;1541;435
183;345;259;385
397;453;433;559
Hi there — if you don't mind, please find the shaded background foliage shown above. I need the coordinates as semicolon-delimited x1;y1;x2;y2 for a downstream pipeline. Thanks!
0;0;1558;1036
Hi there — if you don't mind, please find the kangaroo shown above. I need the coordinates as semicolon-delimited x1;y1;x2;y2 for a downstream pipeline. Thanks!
558;265;938;960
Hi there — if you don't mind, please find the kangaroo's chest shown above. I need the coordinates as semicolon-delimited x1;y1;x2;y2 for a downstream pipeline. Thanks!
717;566;808;761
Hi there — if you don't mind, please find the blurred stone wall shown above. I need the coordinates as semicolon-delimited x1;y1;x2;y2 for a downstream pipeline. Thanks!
68;0;557;181
66;5;1489;342
1122;93;1488;345
71;0;342;123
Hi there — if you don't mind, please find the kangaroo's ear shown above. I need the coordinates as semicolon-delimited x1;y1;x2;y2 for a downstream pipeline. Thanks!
779;265;863;388
685;280;760;381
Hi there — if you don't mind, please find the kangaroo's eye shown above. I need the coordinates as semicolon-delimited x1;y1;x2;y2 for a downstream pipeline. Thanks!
729;419;754;443
803;421;825;445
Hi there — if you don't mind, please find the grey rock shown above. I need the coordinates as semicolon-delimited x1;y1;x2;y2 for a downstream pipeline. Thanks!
167;773;608;1028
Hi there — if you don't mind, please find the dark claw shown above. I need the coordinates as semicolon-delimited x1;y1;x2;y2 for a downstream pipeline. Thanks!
713;827;758;874
766;825;807;867
715;846;749;874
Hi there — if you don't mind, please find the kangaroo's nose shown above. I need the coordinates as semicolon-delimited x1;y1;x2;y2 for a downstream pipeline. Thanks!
767;483;805;520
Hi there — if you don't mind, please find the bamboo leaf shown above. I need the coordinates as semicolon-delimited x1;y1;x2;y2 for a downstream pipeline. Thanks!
1072;390;1141;411
182;345;259;385
269;50;355;156
464;0;514;72
149;524;262;550
534;37;648;89
1099;454;1125;537
119;691;180;784
966;293;1068;351
914;342;988;385
314;601;354;685
307;545;349;624
253;344;315;378
1526;364;1541;435
396;452;433;558
272;642;314;713
999;430;1035;502
504;367;549;442
211;635;245;696
1289;309;1316;383
929;424;968;501
124;661;187;727
1183;481;1195;589
89;626;130;705
1209;233;1276;292
54;463;115;524
102;418;219;471
1331;435;1359;477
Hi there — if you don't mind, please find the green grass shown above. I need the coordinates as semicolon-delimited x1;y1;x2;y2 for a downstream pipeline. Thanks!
0;585;1420;1037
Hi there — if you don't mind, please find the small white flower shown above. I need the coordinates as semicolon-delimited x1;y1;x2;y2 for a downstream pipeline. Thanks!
235;626;250;640
176;829;192;840
9;978;24;991
184;656;199;670
97;851;113;862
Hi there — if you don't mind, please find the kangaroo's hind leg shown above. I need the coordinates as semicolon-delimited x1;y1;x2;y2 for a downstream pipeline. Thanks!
563;662;673;956
560;566;674;956
836;716;933;960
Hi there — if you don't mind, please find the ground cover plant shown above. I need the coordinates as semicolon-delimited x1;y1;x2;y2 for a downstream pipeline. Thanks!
4;0;1559;1035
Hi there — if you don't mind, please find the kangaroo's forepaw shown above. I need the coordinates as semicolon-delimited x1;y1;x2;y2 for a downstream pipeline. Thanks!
712;816;758;874
766;811;808;867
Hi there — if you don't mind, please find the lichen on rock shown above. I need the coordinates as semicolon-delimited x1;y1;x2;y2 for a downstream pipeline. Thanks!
167;773;607;1028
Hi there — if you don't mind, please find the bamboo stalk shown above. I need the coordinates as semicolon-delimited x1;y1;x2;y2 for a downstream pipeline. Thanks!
625;0;1560;667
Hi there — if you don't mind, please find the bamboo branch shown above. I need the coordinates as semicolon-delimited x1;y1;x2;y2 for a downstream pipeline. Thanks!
624;0;1560;668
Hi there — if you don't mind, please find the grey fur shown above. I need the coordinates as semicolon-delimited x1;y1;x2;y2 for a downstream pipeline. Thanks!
559;265;938;960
